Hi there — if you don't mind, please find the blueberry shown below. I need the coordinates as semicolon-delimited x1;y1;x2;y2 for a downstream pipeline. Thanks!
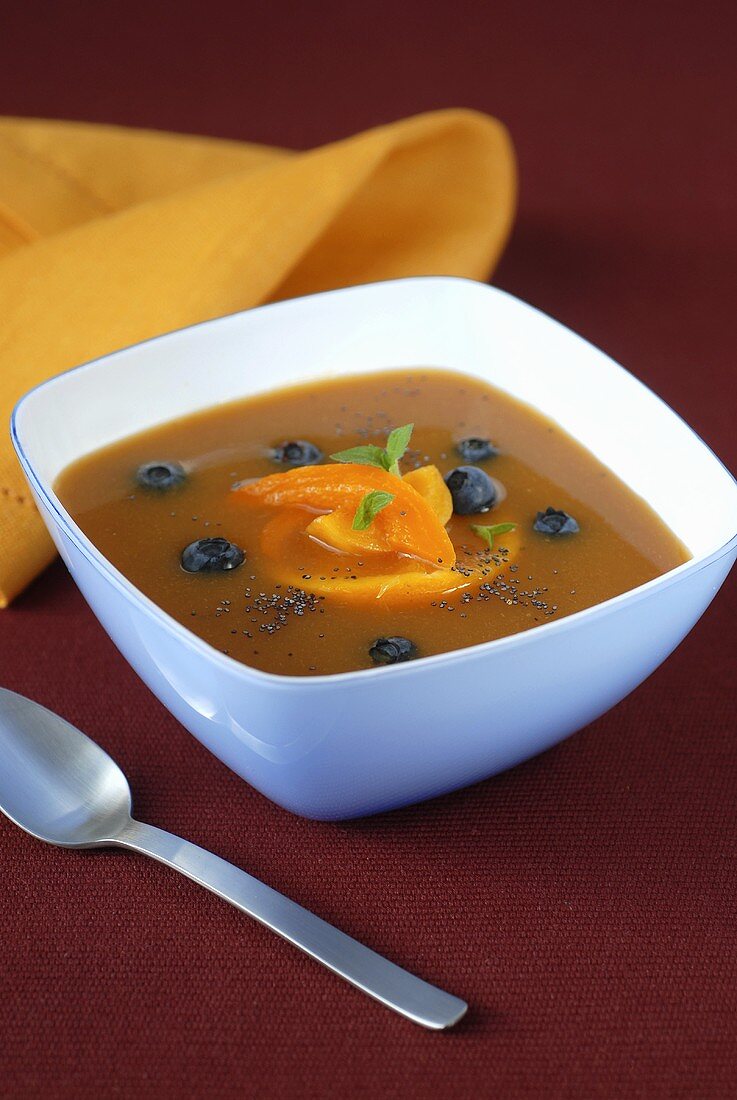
369;636;417;665
533;507;580;535
271;440;323;467
136;461;186;490
445;466;496;515
181;538;245;573
455;437;498;463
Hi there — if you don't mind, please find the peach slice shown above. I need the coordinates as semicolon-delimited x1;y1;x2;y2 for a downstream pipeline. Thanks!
307;509;392;556
307;464;453;556
236;463;455;568
403;465;453;525
259;509;468;605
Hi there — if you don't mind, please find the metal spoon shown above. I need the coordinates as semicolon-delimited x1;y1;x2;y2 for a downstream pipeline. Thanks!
0;687;466;1029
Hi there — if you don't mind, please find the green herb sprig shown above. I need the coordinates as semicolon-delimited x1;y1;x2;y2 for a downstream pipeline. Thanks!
352;490;395;531
331;424;412;531
471;522;516;551
331;423;414;478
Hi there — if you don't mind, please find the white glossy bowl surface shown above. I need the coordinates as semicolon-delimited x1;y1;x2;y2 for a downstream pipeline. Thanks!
11;278;737;819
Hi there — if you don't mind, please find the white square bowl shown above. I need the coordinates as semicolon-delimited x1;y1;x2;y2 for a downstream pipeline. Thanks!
11;278;737;819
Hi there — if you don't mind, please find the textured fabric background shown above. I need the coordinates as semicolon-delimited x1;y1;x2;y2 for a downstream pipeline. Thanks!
1;2;736;1097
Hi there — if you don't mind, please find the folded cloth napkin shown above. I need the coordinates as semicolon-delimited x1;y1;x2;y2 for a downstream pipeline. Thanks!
0;108;516;606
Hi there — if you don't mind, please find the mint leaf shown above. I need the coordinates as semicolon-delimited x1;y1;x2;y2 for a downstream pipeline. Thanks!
331;423;413;477
384;423;414;474
471;522;516;550
352;490;394;530
329;444;389;470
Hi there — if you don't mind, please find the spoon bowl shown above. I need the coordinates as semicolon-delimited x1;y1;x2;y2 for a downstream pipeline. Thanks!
0;687;132;847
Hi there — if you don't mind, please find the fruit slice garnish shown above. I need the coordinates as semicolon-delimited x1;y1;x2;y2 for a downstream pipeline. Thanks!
402;465;453;525
259;509;467;604
236;463;455;569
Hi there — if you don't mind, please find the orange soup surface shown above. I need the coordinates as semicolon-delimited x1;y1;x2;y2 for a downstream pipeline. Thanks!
55;369;689;676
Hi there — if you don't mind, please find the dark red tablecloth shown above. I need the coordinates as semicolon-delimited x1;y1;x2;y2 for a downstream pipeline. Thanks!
2;3;736;1097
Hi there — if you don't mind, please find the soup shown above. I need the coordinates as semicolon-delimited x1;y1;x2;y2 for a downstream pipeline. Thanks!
55;369;689;676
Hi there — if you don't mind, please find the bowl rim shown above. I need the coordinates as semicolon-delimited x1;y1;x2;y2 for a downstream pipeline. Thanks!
11;275;737;690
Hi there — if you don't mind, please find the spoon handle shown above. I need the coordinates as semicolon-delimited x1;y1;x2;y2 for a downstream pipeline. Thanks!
117;819;466;1030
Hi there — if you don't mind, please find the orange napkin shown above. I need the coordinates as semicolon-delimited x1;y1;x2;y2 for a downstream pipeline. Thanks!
0;108;516;606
